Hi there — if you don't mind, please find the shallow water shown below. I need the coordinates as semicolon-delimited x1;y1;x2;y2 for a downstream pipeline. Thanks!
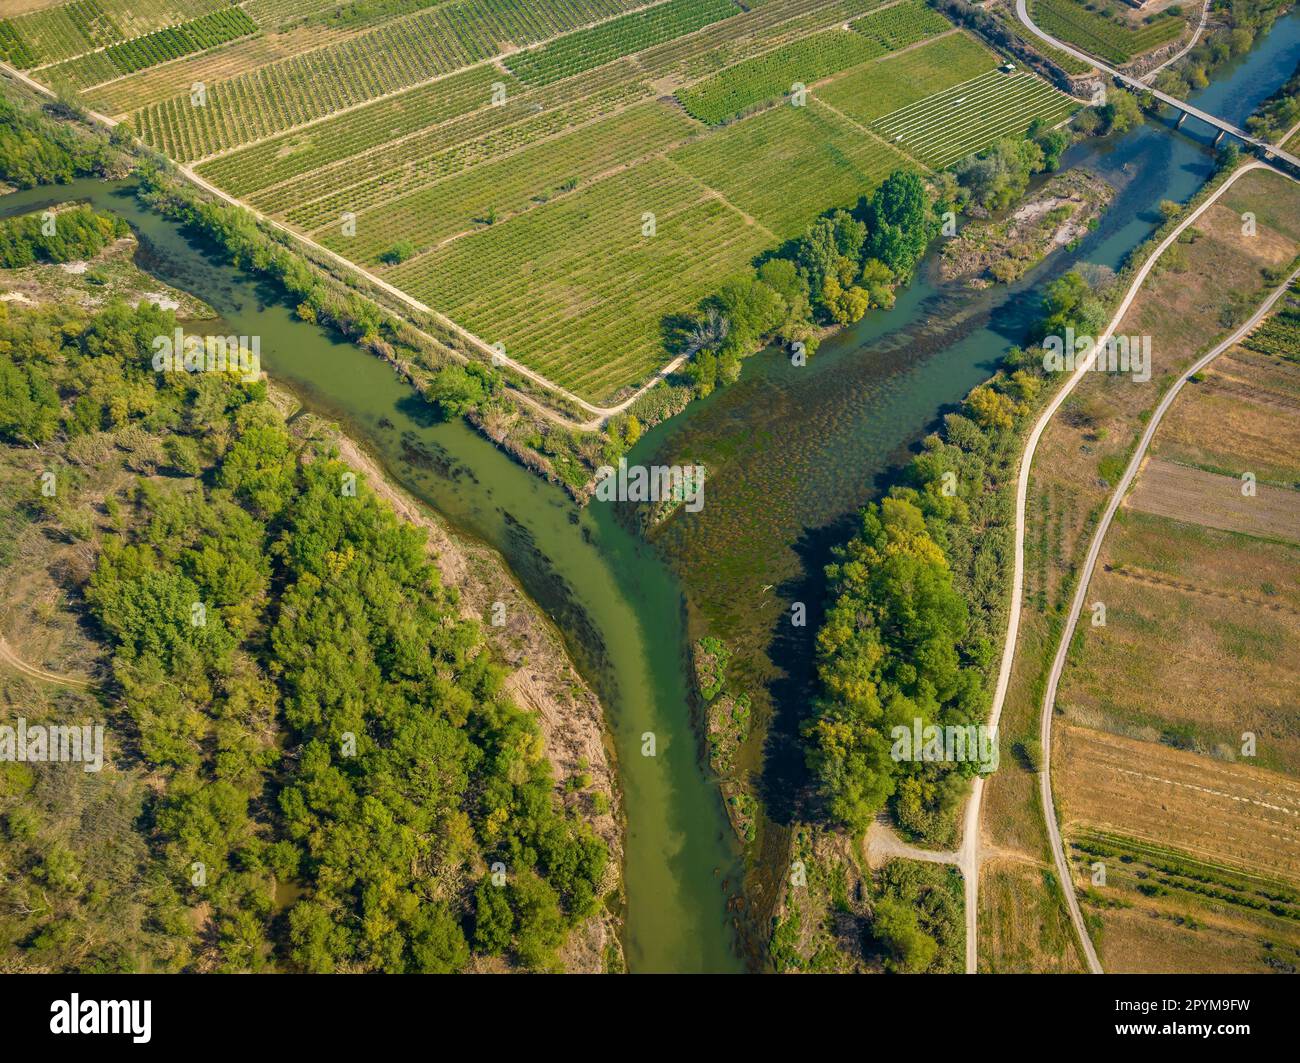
4;10;1297;970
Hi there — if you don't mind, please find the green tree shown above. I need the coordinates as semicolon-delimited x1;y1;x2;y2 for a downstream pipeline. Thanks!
474;881;514;954
0;353;59;445
873;896;938;972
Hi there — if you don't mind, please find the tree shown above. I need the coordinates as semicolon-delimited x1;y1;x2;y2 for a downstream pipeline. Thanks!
954;138;1044;212
510;871;566;970
859;258;895;309
1037;268;1106;341
0;353;59;445
1100;89;1143;134
873;897;938;972
712;276;786;358
865;170;932;276
428;364;486;416
821;276;870;325
964;385;1022;431
408;902;469;973
474;881;514;954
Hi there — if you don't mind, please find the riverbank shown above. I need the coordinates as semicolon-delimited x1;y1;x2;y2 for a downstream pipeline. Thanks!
639;6;1300;971
279;395;627;974
941;167;1114;285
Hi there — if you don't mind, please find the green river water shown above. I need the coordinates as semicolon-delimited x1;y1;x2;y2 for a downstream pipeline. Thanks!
3;10;1298;971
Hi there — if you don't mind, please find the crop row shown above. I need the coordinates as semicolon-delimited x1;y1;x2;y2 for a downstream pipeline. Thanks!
134;12;493;159
505;0;741;86
333;101;697;264
1242;302;1300;362
83;20;356;116
668;101;913;238
269;69;649;226
2;0;121;67
873;68;1076;169
1031;0;1182;65
243;0;344;29
676;27;887;125
42;5;257;89
636;0;886;81
849;0;951;52
388;159;769;401
197;65;511;195
134;0;646;160
0;21;39;68
96;0;236;40
101;7;257;76
816;29;998;126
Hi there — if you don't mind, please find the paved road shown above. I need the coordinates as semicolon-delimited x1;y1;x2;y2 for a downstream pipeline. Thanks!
1015;0;1300;170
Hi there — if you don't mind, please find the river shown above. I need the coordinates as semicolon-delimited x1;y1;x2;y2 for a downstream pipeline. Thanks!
3;8;1297;973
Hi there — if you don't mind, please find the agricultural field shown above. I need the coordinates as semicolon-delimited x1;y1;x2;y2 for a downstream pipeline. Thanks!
850;0;951;50
504;0;740;86
133;0;652;159
673;1;955;125
41;7;259;90
1029;0;1184;66
1065;825;1300;974
326;101;701;263
668;101;914;238
0;0;235;67
1124;459;1300;539
872;66;1077;168
1051;268;1300;970
9;1;1076;401
81;22;360;114
816;29;1002;124
1244;287;1300;362
676;26;888;124
977;168;1300;972
1151;358;1300;488
386;160;773;400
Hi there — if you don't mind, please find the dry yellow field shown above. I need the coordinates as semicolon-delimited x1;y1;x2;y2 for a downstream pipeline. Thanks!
1057;726;1300;883
983;169;1300;971
1125;458;1300;542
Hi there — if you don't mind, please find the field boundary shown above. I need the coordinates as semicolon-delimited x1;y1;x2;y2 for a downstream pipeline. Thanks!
1030;185;1300;973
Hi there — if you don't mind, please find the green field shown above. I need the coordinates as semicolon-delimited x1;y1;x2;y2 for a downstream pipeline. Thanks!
676;26;886;124
14;0;1078;403
0;0;234;67
850;0;952;51
817;29;1000;124
505;0;741;86
873;67;1077;168
1030;0;1183;65
669;101;914;238
329;101;700;263
42;7;258;90
388;159;772;400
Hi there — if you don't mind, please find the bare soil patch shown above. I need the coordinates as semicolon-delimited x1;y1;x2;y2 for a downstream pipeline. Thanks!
1125;458;1300;542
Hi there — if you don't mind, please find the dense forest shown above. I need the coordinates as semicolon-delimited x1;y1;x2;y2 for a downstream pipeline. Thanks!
0;203;127;268
0;294;609;972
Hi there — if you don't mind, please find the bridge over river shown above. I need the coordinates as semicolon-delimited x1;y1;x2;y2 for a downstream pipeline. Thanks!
1015;0;1300;174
